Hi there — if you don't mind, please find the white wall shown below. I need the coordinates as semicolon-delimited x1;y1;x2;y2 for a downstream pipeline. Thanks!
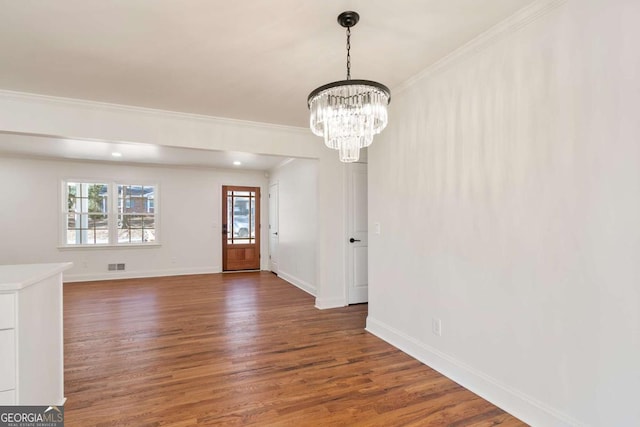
0;155;269;281
367;0;640;426
269;159;318;295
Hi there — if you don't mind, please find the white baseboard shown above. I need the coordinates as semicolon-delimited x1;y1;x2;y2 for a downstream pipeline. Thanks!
315;296;347;310
276;271;316;296
63;266;222;282
365;316;584;427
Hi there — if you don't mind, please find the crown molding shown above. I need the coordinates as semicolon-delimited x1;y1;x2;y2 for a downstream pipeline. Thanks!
272;157;298;170
393;0;568;97
0;89;310;135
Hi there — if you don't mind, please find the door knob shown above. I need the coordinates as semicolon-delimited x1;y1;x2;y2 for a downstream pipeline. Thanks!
349;237;361;243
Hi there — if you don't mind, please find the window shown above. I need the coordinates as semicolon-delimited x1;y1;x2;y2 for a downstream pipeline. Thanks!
64;181;157;246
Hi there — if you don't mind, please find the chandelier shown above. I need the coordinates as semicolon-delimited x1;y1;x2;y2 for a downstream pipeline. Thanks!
307;11;391;163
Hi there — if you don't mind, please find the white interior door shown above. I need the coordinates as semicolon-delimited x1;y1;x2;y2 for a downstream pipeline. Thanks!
269;182;279;274
347;163;368;304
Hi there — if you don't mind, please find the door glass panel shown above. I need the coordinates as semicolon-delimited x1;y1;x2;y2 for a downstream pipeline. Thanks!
250;198;256;238
226;190;256;245
227;196;233;240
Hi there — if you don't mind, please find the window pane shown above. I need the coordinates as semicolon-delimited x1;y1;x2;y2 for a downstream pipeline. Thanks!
234;196;250;216
130;229;143;243
88;214;108;229
67;213;75;229
143;229;155;243
233;196;250;239
250;198;255;238
117;217;156;243
67;212;108;245
67;183;107;214
116;185;157;244
118;228;130;243
233;217;249;237
87;228;109;245
131;215;143;227
66;229;77;245
118;215;133;243
118;185;155;214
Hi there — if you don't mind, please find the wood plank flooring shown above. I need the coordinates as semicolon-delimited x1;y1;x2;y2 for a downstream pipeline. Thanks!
63;272;526;426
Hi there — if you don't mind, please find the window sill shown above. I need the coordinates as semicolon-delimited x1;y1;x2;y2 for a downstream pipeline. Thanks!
57;243;161;251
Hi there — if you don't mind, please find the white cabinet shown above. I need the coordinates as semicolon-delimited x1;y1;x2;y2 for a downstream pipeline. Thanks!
0;263;71;406
0;293;14;328
0;390;15;405
0;329;16;392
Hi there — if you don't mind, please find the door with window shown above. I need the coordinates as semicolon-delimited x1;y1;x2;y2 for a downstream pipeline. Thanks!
222;186;260;271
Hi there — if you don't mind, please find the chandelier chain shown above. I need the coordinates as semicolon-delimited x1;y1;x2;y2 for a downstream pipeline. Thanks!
346;27;351;80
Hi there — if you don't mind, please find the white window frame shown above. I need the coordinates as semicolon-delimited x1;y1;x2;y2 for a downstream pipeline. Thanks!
60;179;160;248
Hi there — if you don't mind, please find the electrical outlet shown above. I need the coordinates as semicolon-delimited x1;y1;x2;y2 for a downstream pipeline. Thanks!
374;222;381;235
432;318;442;336
108;264;117;271
116;263;125;271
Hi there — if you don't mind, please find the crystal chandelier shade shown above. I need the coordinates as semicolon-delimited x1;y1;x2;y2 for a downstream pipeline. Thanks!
307;12;390;163
309;81;389;162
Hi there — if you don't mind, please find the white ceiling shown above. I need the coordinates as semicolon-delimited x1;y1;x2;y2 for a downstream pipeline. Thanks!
0;0;536;168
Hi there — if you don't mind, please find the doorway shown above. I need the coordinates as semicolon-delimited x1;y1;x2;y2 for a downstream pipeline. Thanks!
222;185;261;271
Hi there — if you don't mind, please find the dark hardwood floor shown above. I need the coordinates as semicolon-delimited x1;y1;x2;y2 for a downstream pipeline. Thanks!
63;272;525;426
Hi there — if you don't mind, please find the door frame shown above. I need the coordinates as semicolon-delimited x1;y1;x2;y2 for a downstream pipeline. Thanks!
268;182;279;274
222;185;261;271
345;162;368;304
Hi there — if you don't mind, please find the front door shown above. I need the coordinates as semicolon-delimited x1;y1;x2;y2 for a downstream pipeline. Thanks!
222;186;260;271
